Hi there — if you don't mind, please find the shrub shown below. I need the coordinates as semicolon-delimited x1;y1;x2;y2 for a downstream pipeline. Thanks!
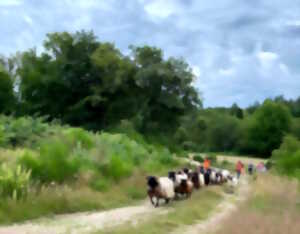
89;178;111;192
193;154;204;163
63;128;95;149
182;141;197;151
0;164;31;200
19;140;82;183
0;115;50;148
104;155;133;181
272;135;300;179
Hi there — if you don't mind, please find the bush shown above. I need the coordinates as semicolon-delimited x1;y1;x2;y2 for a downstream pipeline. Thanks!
0;164;31;200
105;155;133;181
63;128;95;149
193;154;204;163
19;140;82;183
272;135;300;179
182;141;197;151
89;178;111;192
0;115;50;148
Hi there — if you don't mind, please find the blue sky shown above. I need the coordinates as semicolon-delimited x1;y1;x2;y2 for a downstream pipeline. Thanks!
1;0;300;107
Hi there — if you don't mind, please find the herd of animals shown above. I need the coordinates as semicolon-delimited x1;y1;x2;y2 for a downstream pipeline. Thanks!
147;165;238;207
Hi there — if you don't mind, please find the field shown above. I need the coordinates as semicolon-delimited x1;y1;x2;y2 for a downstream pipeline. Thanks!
211;174;300;234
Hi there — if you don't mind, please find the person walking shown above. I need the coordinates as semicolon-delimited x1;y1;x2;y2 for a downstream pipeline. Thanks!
203;158;211;171
248;163;254;175
236;160;243;179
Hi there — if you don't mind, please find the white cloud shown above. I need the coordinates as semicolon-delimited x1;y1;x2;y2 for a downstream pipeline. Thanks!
144;0;179;19
0;0;22;6
256;51;279;69
23;15;33;26
192;65;202;78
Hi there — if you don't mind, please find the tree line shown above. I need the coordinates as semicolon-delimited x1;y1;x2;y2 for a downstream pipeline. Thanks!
0;30;299;157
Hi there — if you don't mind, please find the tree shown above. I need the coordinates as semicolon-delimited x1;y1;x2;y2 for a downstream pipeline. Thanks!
245;100;292;157
230;103;243;119
0;64;15;114
131;46;201;132
17;31;201;132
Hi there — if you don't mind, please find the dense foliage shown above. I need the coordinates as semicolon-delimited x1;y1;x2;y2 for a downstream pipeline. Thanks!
0;64;15;114
272;135;300;180
0;115;181;222
16;31;200;133
0;30;300;158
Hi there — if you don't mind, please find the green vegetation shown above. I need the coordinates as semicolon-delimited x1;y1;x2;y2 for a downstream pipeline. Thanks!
0;64;15;114
95;188;222;234
272;135;300;180
0;29;300;225
1;30;300;158
0;116;180;224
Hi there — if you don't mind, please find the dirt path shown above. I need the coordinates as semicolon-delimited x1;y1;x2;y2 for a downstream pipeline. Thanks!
217;155;267;165
0;201;171;234
171;175;251;234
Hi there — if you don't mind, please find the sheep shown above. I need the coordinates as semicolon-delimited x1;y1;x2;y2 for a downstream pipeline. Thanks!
190;171;200;189
168;171;193;198
204;168;211;186
147;176;175;207
183;167;193;176
221;169;231;182
199;172;205;187
215;171;223;184
227;175;239;187
210;169;217;184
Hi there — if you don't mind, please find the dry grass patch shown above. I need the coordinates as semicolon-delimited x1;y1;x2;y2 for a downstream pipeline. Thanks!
212;174;300;234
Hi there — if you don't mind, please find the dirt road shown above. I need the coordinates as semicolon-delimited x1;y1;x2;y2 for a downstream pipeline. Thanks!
217;155;266;165
171;175;250;234
0;201;171;234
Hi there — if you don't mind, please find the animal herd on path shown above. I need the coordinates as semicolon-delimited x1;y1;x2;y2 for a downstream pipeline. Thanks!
147;160;238;207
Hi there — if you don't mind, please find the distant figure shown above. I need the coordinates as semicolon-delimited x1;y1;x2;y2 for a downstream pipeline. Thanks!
203;158;211;171
236;161;244;179
248;163;254;175
256;162;267;172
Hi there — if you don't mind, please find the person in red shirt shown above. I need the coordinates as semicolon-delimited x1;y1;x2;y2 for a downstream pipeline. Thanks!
203;158;211;171
236;161;244;179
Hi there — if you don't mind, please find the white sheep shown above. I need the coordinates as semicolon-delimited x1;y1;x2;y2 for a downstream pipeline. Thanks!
147;176;175;207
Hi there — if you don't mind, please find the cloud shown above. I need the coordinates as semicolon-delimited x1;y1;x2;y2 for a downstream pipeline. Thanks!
0;0;22;6
144;0;180;19
0;0;300;107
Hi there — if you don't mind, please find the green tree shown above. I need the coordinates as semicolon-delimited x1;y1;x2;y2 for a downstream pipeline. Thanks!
131;46;201;132
17;31;201;133
0;64;15;114
230;103;243;119
244;100;292;156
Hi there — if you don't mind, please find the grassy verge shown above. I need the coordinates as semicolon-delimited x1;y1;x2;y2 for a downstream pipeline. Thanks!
94;187;223;234
0;164;184;225
0;118;185;224
212;174;300;234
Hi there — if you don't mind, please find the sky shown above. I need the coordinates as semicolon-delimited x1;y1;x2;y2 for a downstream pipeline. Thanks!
1;0;300;107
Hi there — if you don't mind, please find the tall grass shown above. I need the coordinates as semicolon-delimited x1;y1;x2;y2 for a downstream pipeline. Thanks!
212;174;300;234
